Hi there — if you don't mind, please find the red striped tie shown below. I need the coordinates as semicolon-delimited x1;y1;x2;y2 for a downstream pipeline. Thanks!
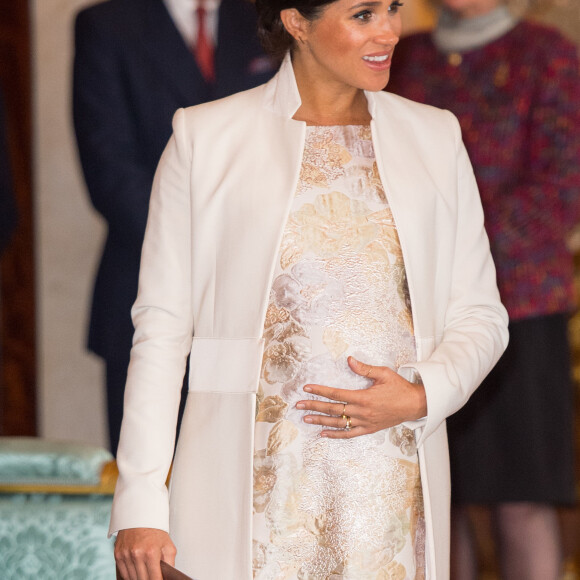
195;0;215;83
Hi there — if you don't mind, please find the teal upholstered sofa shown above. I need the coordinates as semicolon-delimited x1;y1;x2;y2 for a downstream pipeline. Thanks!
0;437;118;579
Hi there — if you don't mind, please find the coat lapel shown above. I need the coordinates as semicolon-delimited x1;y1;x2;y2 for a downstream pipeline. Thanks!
222;58;304;337
186;57;304;338
198;116;306;339
369;93;442;341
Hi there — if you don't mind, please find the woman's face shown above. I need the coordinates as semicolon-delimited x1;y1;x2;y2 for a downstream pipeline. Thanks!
440;0;501;18
289;0;403;93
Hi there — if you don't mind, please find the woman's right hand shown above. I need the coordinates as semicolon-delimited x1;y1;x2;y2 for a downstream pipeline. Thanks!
115;527;177;580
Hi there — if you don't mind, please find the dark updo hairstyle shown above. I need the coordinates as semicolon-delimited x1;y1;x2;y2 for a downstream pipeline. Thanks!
255;0;337;61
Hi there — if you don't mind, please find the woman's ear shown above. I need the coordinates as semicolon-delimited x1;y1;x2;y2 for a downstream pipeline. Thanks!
280;8;308;43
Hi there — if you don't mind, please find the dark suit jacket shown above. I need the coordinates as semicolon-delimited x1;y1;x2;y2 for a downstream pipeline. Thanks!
73;0;276;361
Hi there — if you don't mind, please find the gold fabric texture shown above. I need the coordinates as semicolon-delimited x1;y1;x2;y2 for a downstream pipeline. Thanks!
253;126;425;579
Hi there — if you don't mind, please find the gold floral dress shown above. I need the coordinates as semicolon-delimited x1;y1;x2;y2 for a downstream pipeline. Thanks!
253;125;425;580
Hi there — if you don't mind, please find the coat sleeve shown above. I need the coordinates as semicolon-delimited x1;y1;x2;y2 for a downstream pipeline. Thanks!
401;114;509;446
109;109;193;535
72;8;152;247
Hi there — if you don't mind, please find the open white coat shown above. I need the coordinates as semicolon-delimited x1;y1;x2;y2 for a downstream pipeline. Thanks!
110;56;509;580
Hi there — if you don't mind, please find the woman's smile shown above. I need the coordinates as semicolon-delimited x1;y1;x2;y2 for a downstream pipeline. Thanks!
362;51;393;71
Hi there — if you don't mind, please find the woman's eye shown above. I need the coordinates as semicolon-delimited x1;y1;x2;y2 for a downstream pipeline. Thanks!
388;0;404;13
353;9;373;21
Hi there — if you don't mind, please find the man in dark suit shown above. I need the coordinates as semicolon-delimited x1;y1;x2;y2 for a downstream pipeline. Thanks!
73;0;276;455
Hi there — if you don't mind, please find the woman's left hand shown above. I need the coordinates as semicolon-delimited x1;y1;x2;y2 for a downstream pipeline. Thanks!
296;356;427;439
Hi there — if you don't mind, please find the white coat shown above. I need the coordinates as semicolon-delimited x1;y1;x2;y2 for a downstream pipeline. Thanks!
110;55;509;580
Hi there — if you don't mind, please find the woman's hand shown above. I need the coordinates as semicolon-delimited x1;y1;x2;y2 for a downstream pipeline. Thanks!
296;356;427;438
115;528;176;580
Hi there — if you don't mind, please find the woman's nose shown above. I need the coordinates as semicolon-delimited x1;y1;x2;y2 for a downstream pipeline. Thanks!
375;28;400;47
374;14;401;46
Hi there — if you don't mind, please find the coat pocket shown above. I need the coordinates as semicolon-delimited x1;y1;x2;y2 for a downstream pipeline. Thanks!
188;337;265;393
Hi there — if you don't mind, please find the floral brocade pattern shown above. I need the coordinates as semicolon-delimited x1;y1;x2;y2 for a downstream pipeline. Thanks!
253;126;425;580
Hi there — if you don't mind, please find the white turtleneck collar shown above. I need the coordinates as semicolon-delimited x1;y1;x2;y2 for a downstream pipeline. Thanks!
432;5;518;54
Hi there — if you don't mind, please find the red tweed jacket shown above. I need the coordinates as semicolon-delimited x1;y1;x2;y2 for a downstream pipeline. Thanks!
388;20;580;321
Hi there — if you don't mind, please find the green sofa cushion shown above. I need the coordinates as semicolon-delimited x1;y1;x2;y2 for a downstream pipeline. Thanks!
0;438;113;486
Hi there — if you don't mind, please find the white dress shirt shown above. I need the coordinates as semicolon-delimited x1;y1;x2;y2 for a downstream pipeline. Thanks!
163;0;221;46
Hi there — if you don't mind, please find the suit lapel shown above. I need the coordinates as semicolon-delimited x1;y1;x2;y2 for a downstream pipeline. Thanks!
141;0;211;105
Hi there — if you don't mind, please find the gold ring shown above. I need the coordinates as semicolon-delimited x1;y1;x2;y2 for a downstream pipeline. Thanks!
365;369;371;378
341;403;347;419
344;416;352;431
